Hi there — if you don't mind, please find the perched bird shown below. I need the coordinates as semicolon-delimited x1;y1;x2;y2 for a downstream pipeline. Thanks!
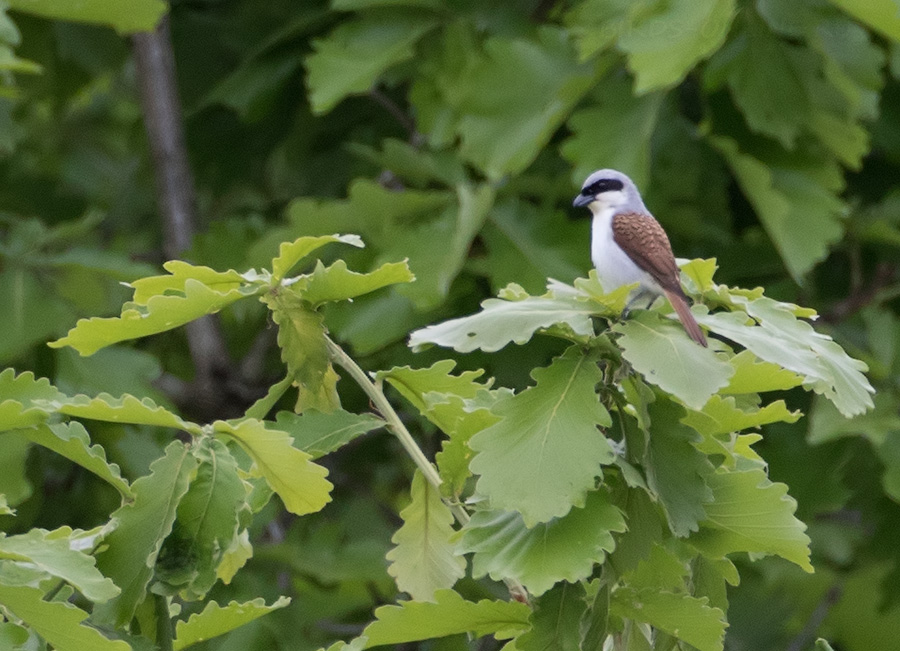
573;169;707;347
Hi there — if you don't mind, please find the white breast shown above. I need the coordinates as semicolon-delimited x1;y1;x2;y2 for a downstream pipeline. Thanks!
591;208;657;293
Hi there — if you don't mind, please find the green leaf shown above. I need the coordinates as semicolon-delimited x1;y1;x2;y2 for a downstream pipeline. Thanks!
306;11;438;114
386;471;465;600
48;393;197;433
378;361;490;410
7;0;165;34
129;261;246;304
409;293;597;353
297;259;414;305
619;0;736;92
0;369;63;432
156;438;247;600
270;233;364;282
94;442;197;627
0;495;12;516
214;418;332;516
613;311;734;410
722;350;804;394
49;280;253;356
0;435;32;505
517;583;587;651
0;528;119;602
681;395;801;437
264;289;340;413
644;398;714;537
459;489;626;596
469;349;614;526
690;468;813;572
447;27;603;178
565;0;644;60
710;135;846;282
827;0;900;42
562;72;664;189
611;587;727;651
361;589;531;646
0;584;130;651
815;639;837;651
0;270;75;364
173;597;291;651
698;298;875;417
272;409;384;459
16;422;130;496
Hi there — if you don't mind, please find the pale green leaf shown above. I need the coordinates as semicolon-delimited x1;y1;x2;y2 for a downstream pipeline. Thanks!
130;260;246;304
722;350;804;394
565;0;645;60
619;0;736;92
49;280;252;356
0;528;118;602
271;234;364;282
8;0;165;34
0;584;130;651
156;438;247;600
306;11;438;114
698;299;875;417
94;442;197;627
16;422;130;496
378;361;490;410
272;409;384;459
690;468;813;572
297;259;413;305
815;639;837;651
386;471;465;600
681;395;801;436
173;597;291;651
613;311;733;410
47;393;197;433
0;495;12;515
0;270;75;363
459;489;626;596
362;589;531;646
611;587;726;651
409;293;597;353
469;349;614;526
517;583;586;651
215;418;332;516
0;369;62;432
827;0;900;42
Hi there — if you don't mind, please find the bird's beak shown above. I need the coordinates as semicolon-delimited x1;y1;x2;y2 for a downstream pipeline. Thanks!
572;193;594;208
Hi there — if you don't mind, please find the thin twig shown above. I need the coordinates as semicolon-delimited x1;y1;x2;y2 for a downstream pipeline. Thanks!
786;585;842;651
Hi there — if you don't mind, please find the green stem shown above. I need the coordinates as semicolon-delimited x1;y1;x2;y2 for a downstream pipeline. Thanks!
154;593;174;651
245;374;293;420
324;336;529;602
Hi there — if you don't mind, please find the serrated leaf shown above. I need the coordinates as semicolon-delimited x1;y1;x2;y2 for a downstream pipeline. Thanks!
698;299;874;417
722;350;804;394
215;418;332;516
459;489;626;596
386;471;465;600
409;293;597;353
517;583;586;651
611;587;726;651
619;0;736;92
306;11;438;114
690;468;813;572
378;361;490;410
644;398;714;537
0;528;119;602
173;597;291;651
7;0;165;34
682;395;800;436
156;438;247;600
47;393;198;433
272;410;384;459
16;422;130;496
0;369;63;432
94;442;197;627
271;234;364;282
297;259;413;305
264;289;340;413
130;260;246;304
613;311;734;410
362;589;531;646
0;584;130;651
469;348;614;526
49;280;252;356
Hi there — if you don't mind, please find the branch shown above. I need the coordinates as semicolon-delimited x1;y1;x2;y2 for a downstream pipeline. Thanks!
822;261;897;323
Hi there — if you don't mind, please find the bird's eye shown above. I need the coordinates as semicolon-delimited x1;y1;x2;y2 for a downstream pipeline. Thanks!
582;178;624;196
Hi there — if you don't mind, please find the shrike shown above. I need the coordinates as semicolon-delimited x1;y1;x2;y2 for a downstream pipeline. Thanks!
573;169;707;347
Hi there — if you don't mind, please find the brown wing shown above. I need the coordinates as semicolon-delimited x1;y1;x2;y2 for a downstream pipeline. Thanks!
611;211;682;294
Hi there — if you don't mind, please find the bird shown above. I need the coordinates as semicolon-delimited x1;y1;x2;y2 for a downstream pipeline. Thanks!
573;169;707;347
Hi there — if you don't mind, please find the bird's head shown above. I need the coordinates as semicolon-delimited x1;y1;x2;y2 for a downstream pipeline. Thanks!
573;169;644;213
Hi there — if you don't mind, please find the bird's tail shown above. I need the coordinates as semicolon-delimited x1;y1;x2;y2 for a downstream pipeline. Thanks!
664;289;708;347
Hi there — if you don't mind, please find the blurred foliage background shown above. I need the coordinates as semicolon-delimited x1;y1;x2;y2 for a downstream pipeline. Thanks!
1;0;900;649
